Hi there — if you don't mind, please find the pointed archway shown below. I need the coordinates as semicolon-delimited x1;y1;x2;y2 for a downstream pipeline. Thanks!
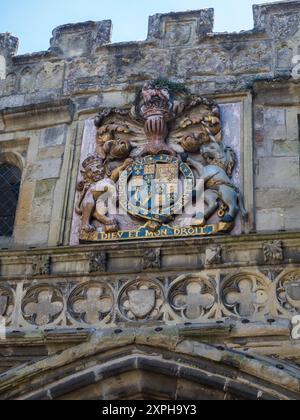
0;326;299;400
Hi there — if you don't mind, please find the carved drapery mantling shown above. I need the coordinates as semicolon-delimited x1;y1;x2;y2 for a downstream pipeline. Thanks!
75;79;247;243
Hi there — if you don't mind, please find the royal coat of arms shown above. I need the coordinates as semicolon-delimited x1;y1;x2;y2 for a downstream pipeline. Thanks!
75;79;247;242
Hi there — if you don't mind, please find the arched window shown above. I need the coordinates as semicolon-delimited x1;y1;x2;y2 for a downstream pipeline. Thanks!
0;163;21;237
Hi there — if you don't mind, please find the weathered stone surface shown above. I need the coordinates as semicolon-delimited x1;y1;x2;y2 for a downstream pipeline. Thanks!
39;125;67;149
256;157;300;189
147;9;214;43
0;1;300;401
256;209;285;232
0;33;18;59
34;179;56;199
272;139;299;157
50;20;112;58
25;158;63;181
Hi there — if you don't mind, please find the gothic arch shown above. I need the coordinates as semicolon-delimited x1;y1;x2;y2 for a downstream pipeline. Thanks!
1;330;299;400
0;151;24;172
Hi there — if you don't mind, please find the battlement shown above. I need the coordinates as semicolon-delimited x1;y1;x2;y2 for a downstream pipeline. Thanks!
0;1;300;59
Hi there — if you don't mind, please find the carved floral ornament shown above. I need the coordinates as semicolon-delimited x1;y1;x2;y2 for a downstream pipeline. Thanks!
75;79;247;243
0;286;14;322
222;273;270;319
22;285;64;326
276;271;300;315
68;282;114;325
7;270;300;328
169;274;217;321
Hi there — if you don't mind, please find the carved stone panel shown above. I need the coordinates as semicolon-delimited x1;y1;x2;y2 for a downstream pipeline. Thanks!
118;278;164;321
263;241;284;264
143;249;161;270
1;267;300;330
0;286;14;323
222;273;270;319
205;245;222;266
169;274;217;321
72;79;246;244
32;256;51;276
68;282;113;325
22;286;64;326
276;271;300;315
89;252;107;273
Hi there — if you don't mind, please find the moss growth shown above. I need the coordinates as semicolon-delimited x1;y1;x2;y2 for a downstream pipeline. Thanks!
149;78;190;95
134;79;189;116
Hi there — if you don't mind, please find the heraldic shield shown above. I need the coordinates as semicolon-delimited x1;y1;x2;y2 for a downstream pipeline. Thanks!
75;79;248;243
119;155;194;224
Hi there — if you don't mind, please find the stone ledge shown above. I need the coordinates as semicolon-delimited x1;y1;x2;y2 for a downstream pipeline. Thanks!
1;230;300;255
0;99;76;132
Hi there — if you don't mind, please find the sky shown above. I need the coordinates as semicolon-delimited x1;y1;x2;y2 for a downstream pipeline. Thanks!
2;0;278;55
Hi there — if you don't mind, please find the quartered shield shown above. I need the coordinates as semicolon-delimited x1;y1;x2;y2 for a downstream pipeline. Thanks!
119;155;194;223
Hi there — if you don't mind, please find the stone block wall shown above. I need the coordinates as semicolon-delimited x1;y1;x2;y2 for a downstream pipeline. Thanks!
254;80;300;232
0;1;299;248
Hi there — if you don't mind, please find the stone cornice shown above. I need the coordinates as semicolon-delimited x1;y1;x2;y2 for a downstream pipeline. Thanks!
1;230;300;256
0;99;76;132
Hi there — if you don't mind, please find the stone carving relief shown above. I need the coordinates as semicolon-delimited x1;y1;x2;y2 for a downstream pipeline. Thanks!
263;240;284;264
143;248;161;270
169;275;216;320
68;282;113;325
276;271;300;315
164;20;196;46
118;278;164;321
4;269;300;330
0;286;14;323
22;286;64;326
270;13;300;40
32;255;51;276
74;79;247;243
222;274;269;319
205;245;222;266
89;252;107;273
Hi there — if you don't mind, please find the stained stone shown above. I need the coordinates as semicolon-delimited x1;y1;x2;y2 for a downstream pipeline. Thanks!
40;126;66;149
256;157;300;189
34;179;56;199
272;140;300;157
0;0;300;401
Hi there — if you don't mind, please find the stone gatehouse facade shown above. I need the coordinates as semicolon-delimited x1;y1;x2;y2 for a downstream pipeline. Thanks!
0;1;300;400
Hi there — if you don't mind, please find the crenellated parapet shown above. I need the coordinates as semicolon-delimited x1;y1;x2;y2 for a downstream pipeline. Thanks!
0;33;19;58
253;0;300;35
147;9;214;45
49;20;112;58
0;33;18;80
0;1;299;104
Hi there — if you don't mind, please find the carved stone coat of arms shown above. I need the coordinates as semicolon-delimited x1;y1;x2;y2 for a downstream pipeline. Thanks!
74;79;247;242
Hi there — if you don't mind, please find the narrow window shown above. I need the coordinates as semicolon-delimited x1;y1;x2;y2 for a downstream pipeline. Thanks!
0;163;21;237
